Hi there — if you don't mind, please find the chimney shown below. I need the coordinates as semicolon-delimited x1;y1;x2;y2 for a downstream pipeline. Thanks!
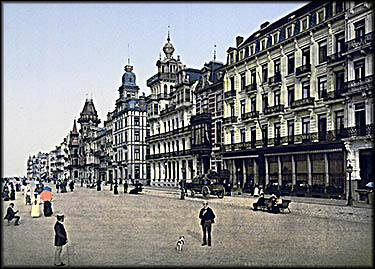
260;21;270;29
236;36;244;47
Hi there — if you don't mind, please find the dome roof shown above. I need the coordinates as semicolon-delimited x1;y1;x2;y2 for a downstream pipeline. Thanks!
163;35;175;59
122;64;137;87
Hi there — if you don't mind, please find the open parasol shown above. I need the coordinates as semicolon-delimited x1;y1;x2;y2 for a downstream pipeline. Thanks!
40;190;53;201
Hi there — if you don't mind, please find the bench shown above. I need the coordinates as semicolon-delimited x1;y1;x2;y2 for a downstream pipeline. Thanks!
253;198;291;213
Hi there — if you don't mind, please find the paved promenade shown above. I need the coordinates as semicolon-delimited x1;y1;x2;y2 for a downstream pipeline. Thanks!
2;183;373;267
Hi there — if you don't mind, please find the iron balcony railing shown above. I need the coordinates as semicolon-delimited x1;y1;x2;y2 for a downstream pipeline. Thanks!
296;64;311;76
346;32;373;52
268;73;282;85
291;97;315;108
264;104;284;115
223;116;237;124
343;76;373;94
224;90;236;99
245;83;257;93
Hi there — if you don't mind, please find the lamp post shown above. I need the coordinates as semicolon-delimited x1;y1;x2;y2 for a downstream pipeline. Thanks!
347;164;353;206
180;168;186;200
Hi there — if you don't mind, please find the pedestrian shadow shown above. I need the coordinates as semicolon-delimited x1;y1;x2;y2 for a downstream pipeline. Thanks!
186;229;201;242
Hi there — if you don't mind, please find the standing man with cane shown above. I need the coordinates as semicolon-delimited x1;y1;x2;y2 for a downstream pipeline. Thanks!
54;214;68;266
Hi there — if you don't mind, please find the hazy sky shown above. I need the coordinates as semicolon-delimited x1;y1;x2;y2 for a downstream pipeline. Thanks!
3;2;305;177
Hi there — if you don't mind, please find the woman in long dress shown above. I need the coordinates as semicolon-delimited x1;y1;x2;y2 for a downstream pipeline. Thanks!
31;193;40;218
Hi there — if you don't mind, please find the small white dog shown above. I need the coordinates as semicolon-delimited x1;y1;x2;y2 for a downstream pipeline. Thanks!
176;236;185;252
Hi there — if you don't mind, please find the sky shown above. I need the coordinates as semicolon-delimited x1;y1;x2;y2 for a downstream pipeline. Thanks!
2;2;306;177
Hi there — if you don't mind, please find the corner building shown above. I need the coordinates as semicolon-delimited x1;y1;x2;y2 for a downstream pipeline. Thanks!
223;1;354;198
146;34;201;187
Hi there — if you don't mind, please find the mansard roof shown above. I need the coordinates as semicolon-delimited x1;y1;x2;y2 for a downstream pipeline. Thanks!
240;1;326;48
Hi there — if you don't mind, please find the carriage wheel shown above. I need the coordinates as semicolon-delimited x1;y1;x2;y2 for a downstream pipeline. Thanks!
202;186;210;198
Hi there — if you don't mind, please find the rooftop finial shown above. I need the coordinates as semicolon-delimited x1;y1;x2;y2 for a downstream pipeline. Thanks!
127;43;130;65
167;25;170;41
214;44;217;62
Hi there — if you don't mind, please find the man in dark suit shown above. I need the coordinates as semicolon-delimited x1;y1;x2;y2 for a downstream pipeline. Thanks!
199;201;216;247
4;203;20;225
54;214;68;266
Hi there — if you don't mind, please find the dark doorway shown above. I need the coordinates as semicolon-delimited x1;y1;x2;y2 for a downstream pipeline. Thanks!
359;149;374;189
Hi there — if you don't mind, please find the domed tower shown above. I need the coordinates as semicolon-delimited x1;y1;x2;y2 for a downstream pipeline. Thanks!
163;31;175;59
117;62;140;104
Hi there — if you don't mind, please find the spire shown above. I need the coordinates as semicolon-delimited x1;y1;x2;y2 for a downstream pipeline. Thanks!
214;44;217;62
128;43;130;65
167;25;170;41
163;25;175;59
72;119;78;134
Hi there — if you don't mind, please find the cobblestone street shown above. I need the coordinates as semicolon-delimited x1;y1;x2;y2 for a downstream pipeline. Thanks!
2;183;373;267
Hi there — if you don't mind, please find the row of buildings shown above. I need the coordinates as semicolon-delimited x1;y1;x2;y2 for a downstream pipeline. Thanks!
27;1;373;200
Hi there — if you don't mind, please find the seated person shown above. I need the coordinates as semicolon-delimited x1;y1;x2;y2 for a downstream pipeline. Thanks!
267;193;277;213
274;194;283;213
253;193;266;210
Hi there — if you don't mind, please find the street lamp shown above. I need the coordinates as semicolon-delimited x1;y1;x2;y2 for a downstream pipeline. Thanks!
347;164;353;206
180;168;186;200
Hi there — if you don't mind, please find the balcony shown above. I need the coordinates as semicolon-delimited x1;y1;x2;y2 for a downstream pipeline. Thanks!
241;111;259;120
245;84;257;94
294;133;318;143
346;32;373;55
327;50;346;66
160;104;176;116
191;143;212;154
224;90;236;99
296;64;311;77
223;116;237;124
264;104;284;115
291;97;315;108
191;113;211;125
343;124;374;138
343;76;373;95
268;73;282;85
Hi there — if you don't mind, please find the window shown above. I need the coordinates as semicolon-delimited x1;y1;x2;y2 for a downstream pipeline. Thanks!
134;116;140;126
251;97;256;112
354;60;365;80
154;104;158;115
231;130;235;144
251;69;256;86
135;148;140;160
301;18;308;31
261;40;265;50
274;89;281;106
216;122;222;143
230;104;235;117
216;94;222;113
274;122;281;145
302;48;310;66
134;130;140;142
288;86;295;106
355;103;366;136
273;33;278;44
336;1;343;13
354;19;365;39
185;89;190;102
274;59;281;75
241;72;246;91
335;71;345;94
288;54;295;74
288;120;294;143
262;125;268;147
241;128;246;143
302;82;310;99
287;26;292;38
335;110;344;138
241;100;246;116
317;10;324;23
251;127;257;147
318;76;327;98
164;85;168;95
302;117;310;134
318;41;327;63
335;32;345;54
318;115;327;141
262;64;268;83
230;76;235;91
262;93;268;111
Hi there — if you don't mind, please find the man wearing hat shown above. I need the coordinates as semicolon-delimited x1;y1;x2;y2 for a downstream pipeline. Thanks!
4;203;20;225
54;214;68;266
199;201;216;247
